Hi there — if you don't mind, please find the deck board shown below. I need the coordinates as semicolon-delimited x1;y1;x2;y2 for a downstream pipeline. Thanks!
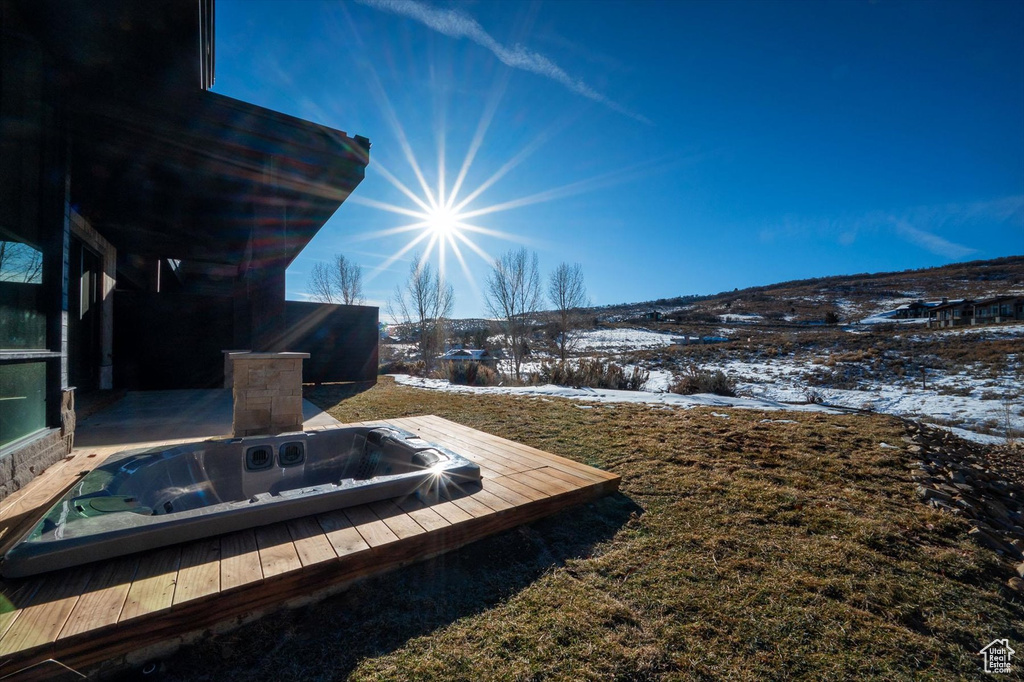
0;578;40;642
255;523;302;578
481;479;537;507
288;517;338;567
409;415;613;483
119;546;181;622
58;556;138;639
172;539;221;605
219;529;263;591
344;505;401;548
368;500;428;540
510;469;576;496
0;568;92;653
421;499;474;525
0;415;620;677
395;498;452;533
316;510;371;558
442;492;499;519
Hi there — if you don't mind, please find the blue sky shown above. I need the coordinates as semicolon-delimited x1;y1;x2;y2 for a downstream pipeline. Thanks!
214;0;1024;319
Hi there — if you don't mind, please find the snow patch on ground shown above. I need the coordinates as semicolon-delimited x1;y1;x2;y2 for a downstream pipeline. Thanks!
859;312;929;325
390;374;840;414
719;313;763;323
640;367;675;393
933;323;1024;337
575;328;678;351
926;424;1009;445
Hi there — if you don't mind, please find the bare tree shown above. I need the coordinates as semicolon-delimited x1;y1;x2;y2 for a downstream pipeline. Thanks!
387;254;454;369
485;247;542;381
307;261;335;303
335;254;363;305
0;240;43;284
306;254;364;305
548;262;589;361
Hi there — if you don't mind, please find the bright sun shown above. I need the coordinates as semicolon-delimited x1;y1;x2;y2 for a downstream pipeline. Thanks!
426;205;459;238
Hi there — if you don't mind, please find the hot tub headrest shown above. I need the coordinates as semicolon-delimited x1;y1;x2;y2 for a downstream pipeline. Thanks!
366;427;402;446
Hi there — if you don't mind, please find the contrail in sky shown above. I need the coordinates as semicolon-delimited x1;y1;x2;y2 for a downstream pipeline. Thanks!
355;0;651;125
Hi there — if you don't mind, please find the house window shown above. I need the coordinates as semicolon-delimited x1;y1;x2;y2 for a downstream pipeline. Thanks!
1;225;56;447
0;360;46;448
0;237;46;350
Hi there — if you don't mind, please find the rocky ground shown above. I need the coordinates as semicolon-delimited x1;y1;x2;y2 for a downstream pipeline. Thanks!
907;421;1024;593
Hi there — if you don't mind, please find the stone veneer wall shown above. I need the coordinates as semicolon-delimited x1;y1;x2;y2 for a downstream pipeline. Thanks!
0;388;75;502
230;352;309;437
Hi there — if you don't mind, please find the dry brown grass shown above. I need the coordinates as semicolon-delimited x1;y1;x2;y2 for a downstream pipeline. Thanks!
156;378;1023;681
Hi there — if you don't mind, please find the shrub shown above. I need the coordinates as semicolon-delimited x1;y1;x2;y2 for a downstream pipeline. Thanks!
669;364;736;396
379;359;426;376
436;361;499;386
537;358;649;391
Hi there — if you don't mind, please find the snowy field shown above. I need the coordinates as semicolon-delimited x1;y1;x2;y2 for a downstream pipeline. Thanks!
388;325;1023;444
574;328;678;351
391;374;840;414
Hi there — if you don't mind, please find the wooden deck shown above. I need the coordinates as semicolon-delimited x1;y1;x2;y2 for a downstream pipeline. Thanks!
0;415;619;677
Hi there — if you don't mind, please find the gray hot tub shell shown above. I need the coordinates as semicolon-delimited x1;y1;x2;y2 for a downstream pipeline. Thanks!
2;425;482;578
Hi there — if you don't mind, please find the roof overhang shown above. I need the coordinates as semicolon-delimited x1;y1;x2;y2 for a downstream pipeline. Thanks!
69;89;369;267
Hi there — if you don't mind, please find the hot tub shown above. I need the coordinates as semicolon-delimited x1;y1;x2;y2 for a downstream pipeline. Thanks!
2;426;482;578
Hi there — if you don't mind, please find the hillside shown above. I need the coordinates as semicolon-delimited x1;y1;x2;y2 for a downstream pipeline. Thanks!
381;256;1024;442
592;256;1024;324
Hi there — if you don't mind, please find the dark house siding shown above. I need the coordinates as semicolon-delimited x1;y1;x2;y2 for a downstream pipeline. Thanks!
283;301;379;384
113;293;379;389
113;291;235;390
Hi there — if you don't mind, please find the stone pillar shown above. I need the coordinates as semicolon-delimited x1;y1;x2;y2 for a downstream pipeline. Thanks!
229;352;309;437
223;350;251;389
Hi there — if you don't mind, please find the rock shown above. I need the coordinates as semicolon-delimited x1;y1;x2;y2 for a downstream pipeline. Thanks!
1009;577;1024;594
969;528;1023;558
930;500;961;514
917;486;953;504
1016;562;1024;579
984;500;1013;523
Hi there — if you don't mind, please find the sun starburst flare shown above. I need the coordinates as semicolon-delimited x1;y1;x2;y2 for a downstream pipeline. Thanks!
334;19;674;300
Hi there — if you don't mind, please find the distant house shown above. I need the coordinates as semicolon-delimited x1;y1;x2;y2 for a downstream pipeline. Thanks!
972;296;1024;325
438;348;498;368
644;310;663;321
892;300;931;319
928;299;974;328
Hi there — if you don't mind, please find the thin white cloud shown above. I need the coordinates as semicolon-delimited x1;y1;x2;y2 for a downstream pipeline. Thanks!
890;219;976;260
757;195;1023;260
356;0;650;125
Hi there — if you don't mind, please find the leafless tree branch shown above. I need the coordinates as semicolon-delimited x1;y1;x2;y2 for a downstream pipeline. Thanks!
306;254;364;305
388;253;454;369
548;262;589;361
485;247;542;381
